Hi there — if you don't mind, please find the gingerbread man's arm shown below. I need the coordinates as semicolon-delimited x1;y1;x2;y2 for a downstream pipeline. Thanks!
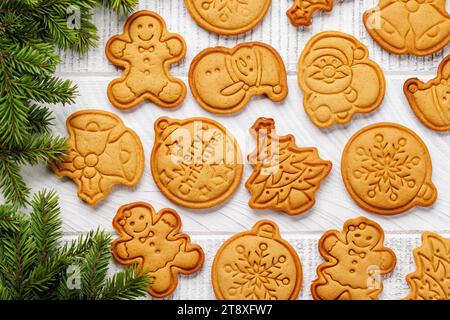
374;249;396;274
164;36;185;58
114;241;131;260
319;231;345;259
107;37;127;59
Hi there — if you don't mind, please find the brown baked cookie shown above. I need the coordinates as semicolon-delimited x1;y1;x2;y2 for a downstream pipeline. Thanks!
189;42;288;114
298;31;385;128
341;123;437;215
112;202;204;298
212;220;302;300
287;0;333;26
106;10;186;110
363;0;450;56
184;0;271;35
246;118;332;215
52;110;144;206
404;54;450;131
405;232;450;300
311;216;396;300
151;117;243;208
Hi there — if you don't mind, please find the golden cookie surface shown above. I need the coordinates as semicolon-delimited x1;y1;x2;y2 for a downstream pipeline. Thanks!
404;54;450;131
189;42;288;114
52;110;144;206
184;0;271;35
212;220;302;300
363;0;450;56
112;202;204;298
287;0;333;26
298;31;385;128
106;10;186;110
341;123;437;215
405;232;450;300
151;117;243;208
246;118;332;215
311;217;396;300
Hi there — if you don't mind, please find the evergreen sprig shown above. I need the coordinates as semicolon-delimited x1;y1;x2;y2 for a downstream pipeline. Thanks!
0;190;151;300
0;0;138;208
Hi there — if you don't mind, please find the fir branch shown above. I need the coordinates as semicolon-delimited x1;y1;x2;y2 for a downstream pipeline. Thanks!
30;190;63;261
0;134;68;165
0;159;30;208
101;267;150;300
80;231;111;299
28;105;54;134
102;0;138;15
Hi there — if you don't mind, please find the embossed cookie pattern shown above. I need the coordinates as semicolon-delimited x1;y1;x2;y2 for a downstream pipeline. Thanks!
287;0;333;26
112;202;204;298
341;123;437;215
363;0;450;56
311;217;396;300
212;220;302;300
151;117;243;208
404;54;450;131
405;232;450;300
246;118;332;215
298;31;385;128
189;42;288;114
185;0;271;35
106;10;186;110
52;110;144;206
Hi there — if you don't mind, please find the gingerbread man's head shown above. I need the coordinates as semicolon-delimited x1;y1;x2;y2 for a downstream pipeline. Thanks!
345;221;381;250
129;15;163;42
117;205;152;236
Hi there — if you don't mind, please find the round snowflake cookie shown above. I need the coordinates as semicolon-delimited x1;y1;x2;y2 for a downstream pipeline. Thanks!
212;220;302;300
341;122;437;215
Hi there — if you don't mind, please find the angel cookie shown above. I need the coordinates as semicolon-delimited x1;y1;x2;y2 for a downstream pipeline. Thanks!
287;0;333;26
52;110;144;205
189;42;288;114
112;202;204;298
106;10;186;110
212;220;302;300
246;118;332;215
405;232;450;300
341;123;437;215
151;117;243;209
363;0;450;56
404;54;450;131
185;0;271;35
311;217;396;300
298;31;385;128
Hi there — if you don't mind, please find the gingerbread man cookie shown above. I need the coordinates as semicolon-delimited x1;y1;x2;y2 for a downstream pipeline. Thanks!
363;0;450;56
189;42;288;114
151;117;243;209
405;232;450;300
112;202;204;298
185;0;271;35
311;217;396;300
404;54;450;131
298;31;385;128
287;0;333;26
341;123;437;215
52;110;144;206
106;10;186;110
246;118;332;215
212;220;302;300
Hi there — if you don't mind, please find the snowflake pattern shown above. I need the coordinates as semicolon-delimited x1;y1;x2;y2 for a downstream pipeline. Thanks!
224;243;290;299
353;133;420;201
202;0;250;22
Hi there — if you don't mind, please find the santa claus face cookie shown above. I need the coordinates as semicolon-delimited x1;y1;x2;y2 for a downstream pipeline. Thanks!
189;42;288;114
106;10;187;110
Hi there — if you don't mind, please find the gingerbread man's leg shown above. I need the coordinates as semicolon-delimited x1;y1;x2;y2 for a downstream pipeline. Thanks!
150;267;176;296
171;244;203;273
314;273;348;300
109;79;137;105
158;79;184;104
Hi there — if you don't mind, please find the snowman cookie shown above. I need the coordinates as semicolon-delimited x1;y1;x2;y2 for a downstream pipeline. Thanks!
112;202;204;298
106;10;187;110
311;217;396;300
189;42;288;114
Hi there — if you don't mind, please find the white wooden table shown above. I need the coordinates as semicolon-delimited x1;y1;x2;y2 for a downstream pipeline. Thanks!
16;0;450;299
